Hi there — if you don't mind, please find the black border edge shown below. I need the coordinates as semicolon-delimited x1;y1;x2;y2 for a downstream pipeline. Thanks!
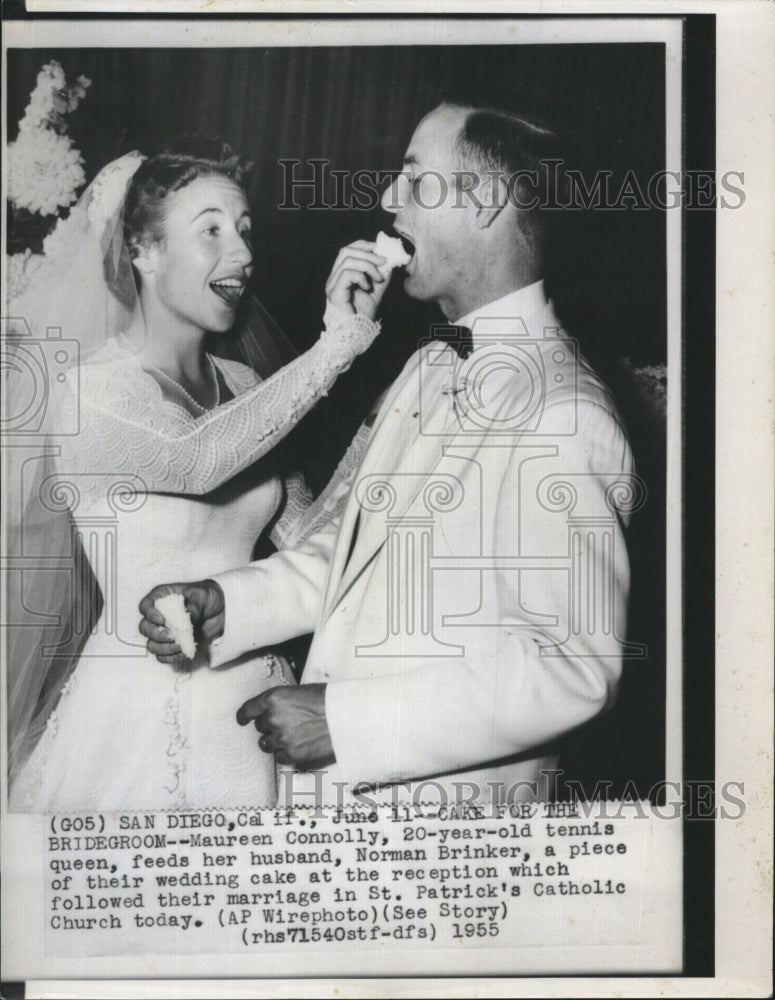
682;11;716;978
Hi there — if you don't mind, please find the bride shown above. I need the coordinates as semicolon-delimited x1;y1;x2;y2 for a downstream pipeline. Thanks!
6;137;389;812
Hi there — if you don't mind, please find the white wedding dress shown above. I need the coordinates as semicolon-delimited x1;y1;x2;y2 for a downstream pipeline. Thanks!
10;315;373;813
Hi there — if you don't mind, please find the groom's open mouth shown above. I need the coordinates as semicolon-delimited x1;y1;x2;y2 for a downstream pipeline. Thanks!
393;230;416;272
209;276;247;309
394;232;415;258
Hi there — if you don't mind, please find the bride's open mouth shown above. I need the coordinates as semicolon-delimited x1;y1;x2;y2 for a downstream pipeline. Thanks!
209;277;246;309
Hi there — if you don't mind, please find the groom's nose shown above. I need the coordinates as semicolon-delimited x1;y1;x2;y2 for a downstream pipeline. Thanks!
381;171;409;214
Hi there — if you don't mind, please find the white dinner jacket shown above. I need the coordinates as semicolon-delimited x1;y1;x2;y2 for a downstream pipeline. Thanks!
212;296;637;806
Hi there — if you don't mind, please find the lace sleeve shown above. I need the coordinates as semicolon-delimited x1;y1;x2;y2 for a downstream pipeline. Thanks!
58;304;380;496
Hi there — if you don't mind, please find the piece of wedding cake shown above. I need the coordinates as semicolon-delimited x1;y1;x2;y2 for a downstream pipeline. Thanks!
155;593;196;660
374;231;412;270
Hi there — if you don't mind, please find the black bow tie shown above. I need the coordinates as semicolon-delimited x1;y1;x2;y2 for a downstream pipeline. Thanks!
437;325;474;360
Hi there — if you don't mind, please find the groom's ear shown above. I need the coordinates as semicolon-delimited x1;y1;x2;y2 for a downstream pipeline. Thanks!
472;172;509;230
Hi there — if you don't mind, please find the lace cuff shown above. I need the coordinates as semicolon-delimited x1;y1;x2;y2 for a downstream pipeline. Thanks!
320;301;381;371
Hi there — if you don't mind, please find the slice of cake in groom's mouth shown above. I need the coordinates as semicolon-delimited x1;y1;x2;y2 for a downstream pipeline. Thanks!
374;230;413;271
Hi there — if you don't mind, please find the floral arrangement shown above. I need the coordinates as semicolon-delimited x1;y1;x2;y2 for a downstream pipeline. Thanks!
6;61;91;300
7;61;90;216
6;248;45;301
622;358;668;421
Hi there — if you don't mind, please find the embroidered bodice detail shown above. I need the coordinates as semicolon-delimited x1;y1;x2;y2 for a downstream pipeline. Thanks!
58;304;380;499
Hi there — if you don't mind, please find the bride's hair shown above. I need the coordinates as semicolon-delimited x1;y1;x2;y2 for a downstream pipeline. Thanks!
123;135;253;261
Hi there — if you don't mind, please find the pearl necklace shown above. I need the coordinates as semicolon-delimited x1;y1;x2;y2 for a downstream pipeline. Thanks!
120;335;220;411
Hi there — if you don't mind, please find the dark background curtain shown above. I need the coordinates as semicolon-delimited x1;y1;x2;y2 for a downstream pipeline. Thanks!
7;45;666;418
6;44;667;797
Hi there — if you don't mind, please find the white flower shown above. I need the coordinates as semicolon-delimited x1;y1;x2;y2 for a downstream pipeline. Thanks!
622;359;667;418
7;127;87;216
8;60;91;216
6;250;45;300
17;60;91;134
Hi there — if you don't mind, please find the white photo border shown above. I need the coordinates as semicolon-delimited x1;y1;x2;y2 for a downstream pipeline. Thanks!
1;3;772;997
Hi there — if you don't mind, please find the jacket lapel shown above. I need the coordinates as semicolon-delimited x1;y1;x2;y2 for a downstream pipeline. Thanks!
318;353;423;619
323;344;455;616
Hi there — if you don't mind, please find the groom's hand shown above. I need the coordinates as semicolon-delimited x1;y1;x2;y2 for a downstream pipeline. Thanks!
138;579;225;668
237;684;335;770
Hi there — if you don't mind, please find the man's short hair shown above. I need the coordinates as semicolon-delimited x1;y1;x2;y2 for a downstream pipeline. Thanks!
444;102;566;246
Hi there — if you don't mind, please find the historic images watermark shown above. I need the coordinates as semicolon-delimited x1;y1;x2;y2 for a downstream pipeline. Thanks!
276;769;746;821
277;159;745;212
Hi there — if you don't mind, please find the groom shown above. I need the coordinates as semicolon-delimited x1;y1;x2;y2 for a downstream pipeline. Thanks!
140;102;636;806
